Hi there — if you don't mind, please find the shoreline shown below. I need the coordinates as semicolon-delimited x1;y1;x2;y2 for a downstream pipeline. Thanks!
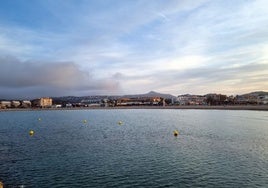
1;105;268;112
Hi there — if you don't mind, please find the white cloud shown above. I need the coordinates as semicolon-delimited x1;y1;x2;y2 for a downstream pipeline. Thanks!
0;0;267;97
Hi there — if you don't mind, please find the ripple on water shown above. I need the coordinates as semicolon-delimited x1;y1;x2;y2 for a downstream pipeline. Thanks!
0;109;268;187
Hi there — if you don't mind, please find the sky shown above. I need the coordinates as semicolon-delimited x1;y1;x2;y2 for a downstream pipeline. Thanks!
0;0;268;99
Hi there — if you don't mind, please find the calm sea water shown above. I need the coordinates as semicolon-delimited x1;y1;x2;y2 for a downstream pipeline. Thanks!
0;109;267;188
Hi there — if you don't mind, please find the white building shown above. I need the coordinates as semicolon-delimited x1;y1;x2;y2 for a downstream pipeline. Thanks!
21;101;32;108
0;101;11;108
11;101;21;108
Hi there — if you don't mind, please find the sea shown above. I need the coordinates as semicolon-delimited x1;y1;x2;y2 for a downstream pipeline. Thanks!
0;109;267;188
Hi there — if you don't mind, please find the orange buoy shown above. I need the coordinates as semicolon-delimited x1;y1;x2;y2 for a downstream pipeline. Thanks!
29;130;35;136
173;130;179;137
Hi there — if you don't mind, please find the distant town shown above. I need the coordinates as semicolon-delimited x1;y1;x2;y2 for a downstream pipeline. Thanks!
1;91;268;109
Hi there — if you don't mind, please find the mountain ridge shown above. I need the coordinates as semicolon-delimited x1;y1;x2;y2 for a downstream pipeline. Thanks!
122;91;176;99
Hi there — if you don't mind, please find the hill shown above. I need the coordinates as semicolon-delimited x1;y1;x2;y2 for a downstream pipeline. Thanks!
123;91;176;99
242;91;268;96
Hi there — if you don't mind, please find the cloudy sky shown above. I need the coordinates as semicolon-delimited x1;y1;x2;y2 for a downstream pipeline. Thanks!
0;0;268;99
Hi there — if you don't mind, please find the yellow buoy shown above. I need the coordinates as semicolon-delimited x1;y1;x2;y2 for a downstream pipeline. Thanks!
83;120;87;123
173;130;179;137
29;130;35;136
118;121;123;125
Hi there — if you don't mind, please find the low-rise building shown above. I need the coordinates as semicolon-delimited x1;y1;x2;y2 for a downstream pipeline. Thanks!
206;94;227;105
11;101;21;108
234;95;258;105
32;97;53;108
21;100;32;108
52;104;62;108
258;95;268;104
176;95;207;105
65;103;73;108
0;101;11;108
116;97;162;106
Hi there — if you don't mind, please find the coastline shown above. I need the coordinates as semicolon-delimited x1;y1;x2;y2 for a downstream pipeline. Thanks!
1;105;268;112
